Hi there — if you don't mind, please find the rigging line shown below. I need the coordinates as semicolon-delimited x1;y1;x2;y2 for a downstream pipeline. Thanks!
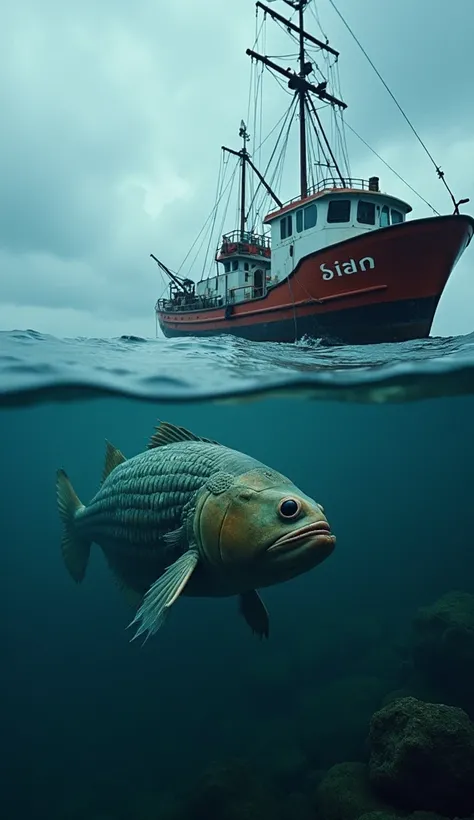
247;95;299;225
218;162;240;242
177;151;226;274
196;162;239;282
254;104;295;155
264;96;298;198
187;161;238;281
247;59;254;130
266;52;300;59
273;17;300;48
202;151;227;279
252;62;263;169
335;119;350;178
342;124;352;176
271;108;293;194
306;96;333;175
330;105;345;175
341;115;440;215
327;0;457;205
247;8;265;125
309;0;331;48
306;92;345;182
257;12;267;179
331;63;351;173
307;120;318;188
258;56;264;176
267;68;295;97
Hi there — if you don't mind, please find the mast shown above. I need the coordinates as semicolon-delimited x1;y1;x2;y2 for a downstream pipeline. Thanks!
297;1;308;198
239;120;250;237
222;122;283;225
247;0;347;197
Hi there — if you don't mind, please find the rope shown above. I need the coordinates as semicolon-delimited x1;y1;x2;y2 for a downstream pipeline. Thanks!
327;0;466;212
341;116;440;216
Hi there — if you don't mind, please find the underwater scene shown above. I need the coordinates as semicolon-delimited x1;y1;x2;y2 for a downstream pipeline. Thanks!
2;330;474;820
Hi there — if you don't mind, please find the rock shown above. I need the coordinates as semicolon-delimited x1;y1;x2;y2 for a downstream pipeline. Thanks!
413;591;474;715
381;684;447;710
368;696;474;816
316;762;395;820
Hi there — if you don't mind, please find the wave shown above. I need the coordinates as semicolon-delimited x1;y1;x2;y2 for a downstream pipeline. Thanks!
1;329;474;406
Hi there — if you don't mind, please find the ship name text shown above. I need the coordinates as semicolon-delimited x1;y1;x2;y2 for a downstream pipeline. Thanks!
320;256;375;281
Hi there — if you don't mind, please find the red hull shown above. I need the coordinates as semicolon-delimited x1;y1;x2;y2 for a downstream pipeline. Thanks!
157;215;474;344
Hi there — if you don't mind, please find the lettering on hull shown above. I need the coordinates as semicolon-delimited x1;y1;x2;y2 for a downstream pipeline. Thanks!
320;256;375;280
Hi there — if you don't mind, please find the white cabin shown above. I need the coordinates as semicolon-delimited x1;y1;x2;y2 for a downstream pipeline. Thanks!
196;230;271;305
263;177;412;285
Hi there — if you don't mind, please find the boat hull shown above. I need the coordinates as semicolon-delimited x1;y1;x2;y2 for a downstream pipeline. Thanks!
157;214;474;345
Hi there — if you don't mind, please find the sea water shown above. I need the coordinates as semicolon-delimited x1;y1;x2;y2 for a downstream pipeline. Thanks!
1;329;473;820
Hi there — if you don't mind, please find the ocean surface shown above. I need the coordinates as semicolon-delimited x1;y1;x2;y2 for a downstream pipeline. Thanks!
2;328;474;820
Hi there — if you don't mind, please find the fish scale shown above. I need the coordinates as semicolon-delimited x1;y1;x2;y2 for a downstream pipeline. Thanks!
75;442;257;552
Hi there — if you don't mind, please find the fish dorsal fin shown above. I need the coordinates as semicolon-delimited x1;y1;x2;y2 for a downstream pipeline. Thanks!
101;440;127;485
147;420;220;450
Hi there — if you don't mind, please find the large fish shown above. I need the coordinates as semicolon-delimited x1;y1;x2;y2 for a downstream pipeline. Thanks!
56;420;336;642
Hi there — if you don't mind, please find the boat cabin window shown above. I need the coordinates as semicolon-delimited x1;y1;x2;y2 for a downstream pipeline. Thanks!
224;262;230;273
380;205;390;227
232;260;238;271
296;203;318;232
357;200;376;225
280;214;293;240
327;199;351;223
244;262;249;270
304;203;317;229
391;209;403;224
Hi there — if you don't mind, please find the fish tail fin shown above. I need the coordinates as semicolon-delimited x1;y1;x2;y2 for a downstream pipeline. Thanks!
56;468;90;583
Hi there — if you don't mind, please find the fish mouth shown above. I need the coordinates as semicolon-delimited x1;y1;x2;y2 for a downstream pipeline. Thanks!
268;520;336;555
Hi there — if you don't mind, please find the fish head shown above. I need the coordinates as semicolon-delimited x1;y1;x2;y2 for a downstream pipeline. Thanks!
193;467;335;585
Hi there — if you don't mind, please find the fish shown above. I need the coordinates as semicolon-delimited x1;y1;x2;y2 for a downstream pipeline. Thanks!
56;420;336;643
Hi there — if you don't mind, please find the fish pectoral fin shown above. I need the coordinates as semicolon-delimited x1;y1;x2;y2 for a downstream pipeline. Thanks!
101;440;127;485
127;549;199;643
238;590;270;640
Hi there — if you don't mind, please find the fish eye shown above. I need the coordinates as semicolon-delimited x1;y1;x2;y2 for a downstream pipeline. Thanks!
278;497;301;520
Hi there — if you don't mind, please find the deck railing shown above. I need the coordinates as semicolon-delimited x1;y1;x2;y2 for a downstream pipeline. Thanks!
265;177;380;216
217;230;271;259
156;295;224;313
220;229;271;248
156;283;267;314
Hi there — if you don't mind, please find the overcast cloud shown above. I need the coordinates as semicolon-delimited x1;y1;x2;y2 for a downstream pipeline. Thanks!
0;0;473;339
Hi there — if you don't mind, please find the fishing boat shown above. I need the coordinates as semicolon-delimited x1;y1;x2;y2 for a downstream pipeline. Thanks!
153;0;473;345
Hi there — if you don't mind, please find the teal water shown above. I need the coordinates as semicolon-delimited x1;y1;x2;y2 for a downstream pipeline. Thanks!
1;330;473;820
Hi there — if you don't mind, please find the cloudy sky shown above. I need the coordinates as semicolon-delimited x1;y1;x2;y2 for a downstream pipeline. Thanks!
1;0;473;340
